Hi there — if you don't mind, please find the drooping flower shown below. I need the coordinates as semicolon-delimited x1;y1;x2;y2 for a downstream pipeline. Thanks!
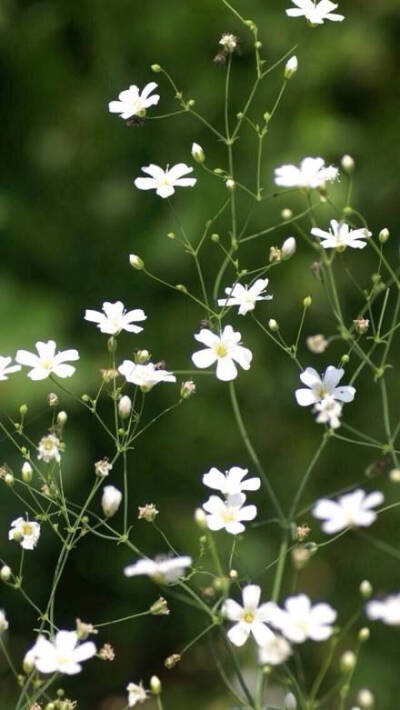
313;489;384;534
84;301;147;335
366;594;400;626
9;517;41;550
202;466;260;496
0;610;9;634
218;279;272;316
29;631;96;675
118;361;176;391
202;493;257;535
124;556;192;584
134;163;196;199
0;356;21;381
192;325;252;381
108;83;160;119
222;585;275;647
311;220;371;250
37;433;62;463
286;0;344;25
295;366;355;407
16;341;79;380
268;594;337;643
274;157;338;189
101;486;122;518
127;681;149;706
313;395;343;429
257;633;292;666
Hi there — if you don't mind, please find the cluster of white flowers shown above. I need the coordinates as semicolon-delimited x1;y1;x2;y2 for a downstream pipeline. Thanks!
295;366;355;429
201;466;259;535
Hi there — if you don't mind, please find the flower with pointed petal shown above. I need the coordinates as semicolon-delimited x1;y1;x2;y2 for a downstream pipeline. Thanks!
274;157;338;189
268;594;337;643
222;585;276;647
16;341;79;381
313;489;384;534
29;630;96;675
124;555;192;584
202;466;260;496
0;356;21;381
9;517;40;550
218;279;273;316
134;163;196;199
127;681;149;706
192;325;252;382
366;594;400;626
311;220;371;250
84;301;146;335
202;493;257;535
295;366;355;407
286;0;344;25
118;361;176;392
257;633;292;666
108;82;160;119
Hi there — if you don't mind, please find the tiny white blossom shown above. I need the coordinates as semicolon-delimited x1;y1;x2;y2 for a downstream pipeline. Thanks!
202;466;260;496
192;325;252;381
118;361;176;392
311;220;371;250
274;157;338;189
37;433;61;463
84;301;147;335
366;594;400;626
124;555;192;584
286;0;344;25
108;82;160;119
295;366;355;407
16;341;79;380
127;681;148;706
222;585;275;647
29;630;96;675
268;594;337;643
134;163;196;199
306;334;328;354
0;356;21;381
218;279;272;316
9;517;41;550
258;633;292;666
219;33;238;52
101;486;122;518
313;489;384;534
0;610;9;634
313;395;343;429
202;493;257;535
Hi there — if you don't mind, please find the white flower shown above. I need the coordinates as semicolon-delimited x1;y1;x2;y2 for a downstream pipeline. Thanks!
366;594;400;626
222;585;275;647
192;325;252;381
219;33;238;52
306;334;328;354
313;395;342;429
0;356;21;381
84;301;147;335
313;489;384;534
101;486;122;518
202;466;260;496
268;594;337;643
108;82;160;119
118;361;176;392
118;395;132;418
202;493;257;535
9;517;41;550
286;0;344;25
134;163;196;199
217;279;272;316
0;610;9;634
37;433;61;463
124;556;192;584
29;630;96;675
127;682;148;706
295;366;355;407
258;633;292;665
94;459;113;478
274;157;338;189
16;341;79;380
311;220;371;250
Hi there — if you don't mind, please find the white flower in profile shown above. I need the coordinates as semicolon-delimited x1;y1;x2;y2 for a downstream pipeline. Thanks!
124;556;192;584
218;279;273;316
274;157;338;189
37;433;61;463
258;633;292;666
192;325;252;381
202;493;257;535
222;585;275;647
366;594;400;626
30;630;96;675
311;220;371;250
127;681;148;706
0;610;9;634
9;517;41;550
108;82;160;119
313;489;384;534
16;341;79;380
0;356;21;381
84;301;147;335
202;466;260;496
286;0;344;25
118;361;176;392
134;163;197;199
269;594;337;643
313;395;343;429
295;366;355;407
101;486;122;518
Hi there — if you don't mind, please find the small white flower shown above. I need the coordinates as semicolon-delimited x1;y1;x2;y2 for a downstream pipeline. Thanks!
0;609;9;634
222;585;275;647
311;220;371;250
0;356;21;381
16;341;79;381
108;82;160;119
258;633;292;666
306;334;328;354
37;433;61;463
118;361;176;391
268;594;337;643
295;366;355;407
313;489;384;534
313;395;343;429
274;157;338;189
192;325;252;381
84;301;147;335
286;0;344;25
9;517;41;550
124;556;192;584
101;486;122;518
29;630;96;675
202;466;260;496
202;493;257;535
219;33;238;52
134;163;196;199
127;681;148;706
366;594;400;626
218;279;273;316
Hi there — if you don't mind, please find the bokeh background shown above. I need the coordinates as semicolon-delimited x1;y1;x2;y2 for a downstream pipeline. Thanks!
1;0;400;707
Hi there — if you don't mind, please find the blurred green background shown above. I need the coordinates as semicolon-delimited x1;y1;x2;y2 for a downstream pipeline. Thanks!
1;0;400;707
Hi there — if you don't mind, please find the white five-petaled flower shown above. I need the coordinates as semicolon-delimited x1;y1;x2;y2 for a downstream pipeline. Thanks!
127;681;148;706
202;493;257;535
222;585;275;647
16;341;79;381
295;366;355;407
274;157;338;189
257;633;292;666
29;630;96;675
134;163;197;199
268;594;337;643
0;610;9;634
313;395;343;429
192;326;252;382
286;0;344;25
108;82;160;119
124;555;192;584
118;361;176;392
37;433;61;463
0;356;21;381
218;279;273;316
313;489;384;534
366;594;400;626
311;220;371;250
84;301;147;335
9;517;41;550
202;466;260;497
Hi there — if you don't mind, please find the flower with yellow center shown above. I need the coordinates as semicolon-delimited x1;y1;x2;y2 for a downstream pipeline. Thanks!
9;516;41;550
202;493;257;535
134;163;197;199
192;325;253;381
16;340;79;381
222;585;276;647
295;366;355;408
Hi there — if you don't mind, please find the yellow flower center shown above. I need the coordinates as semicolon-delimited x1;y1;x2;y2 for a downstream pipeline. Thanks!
22;523;33;536
242;610;255;624
214;343;228;358
41;359;54;371
222;508;236;523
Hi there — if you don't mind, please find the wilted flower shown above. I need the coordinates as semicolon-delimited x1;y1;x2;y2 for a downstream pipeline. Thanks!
222;584;275;647
258;633;292;665
94;458;113;478
138;503;159;522
217;279;272;316
0;355;21;381
353;317;370;335
202;466;260;496
311;220;371;250
127;681;148;707
313;489;384;533
150;597;170;615
274;157;338;189
295;366;355;407
98;643;115;661
16;341;79;380
29;630;96;675
9;517;41;550
192;325;252;381
180;380;196;399
101;486;122;517
306;334;328;353
0;609;9;633
124;555;192;583
134;163;196;198
366;594;400;626
286;0;344;25
118;361;176;391
84;301;147;335
37;433;61;463
202;493;257;535
268;594;337;643
75;619;98;640
219;33;238;52
108;82;160;119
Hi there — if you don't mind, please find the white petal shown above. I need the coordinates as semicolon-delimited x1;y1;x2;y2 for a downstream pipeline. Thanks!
227;622;250;647
295;388;318;406
216;357;238;381
251;621;275;646
134;177;157;191
331;385;356;403
242;584;261;610
192;348;217;369
300;367;321;388
222;599;243;621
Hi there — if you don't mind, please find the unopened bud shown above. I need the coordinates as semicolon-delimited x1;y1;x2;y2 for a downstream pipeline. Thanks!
389;468;400;482
211;233;220;243
48;393;59;407
57;411;68;426
150;675;162;694
4;473;14;486
226;178;235;192
229;569;238;580
191;142;205;164
360;580;373;598
340;650;357;672
379;227;389;243
281;208;293;220
164;653;181;669
175;284;187;293
358;627;370;642
284;55;298;79
194;508;207;529
281;236;296;260
341;154;355;173
23;650;35;674
135;349;151;364
284;692;297;709
291;545;312;570
0;565;12;582
303;296;312;308
151;64;161;72
19;404;28;417
118;395;132;418
101;485;122;518
268;318;279;332
129;254;144;270
150;597;170;616
180;380;196;399
21;462;33;483
357;689;374;708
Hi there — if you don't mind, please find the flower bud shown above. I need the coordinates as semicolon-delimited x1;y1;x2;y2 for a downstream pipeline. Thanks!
180;380;196;399
268;318;279;332
150;675;162;694
0;565;12;582
358;627;370;642
101;485;122;517
284;55;298;79
357;689;374;708
229;569;238;580
281;208;293;220
389;468;400;482
307;334;328;354
341;154;355;173
151;64;161;72
360;580;373;598
48;393;59;407
226;178;235;192
129;254;144;270
269;246;281;263
19;404;28;417
194;508;207;529
23;650;36;674
118;395;132;419
340;650;356;672
303;296;312;308
57;411;68;426
379;227;390;243
291;544;312;570
284;692;297;709
175;284;187;293
191;142;205;164
135;349;151;364
4;473;14;486
164;653;181;669
281;236;296;260
21;462;33;483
